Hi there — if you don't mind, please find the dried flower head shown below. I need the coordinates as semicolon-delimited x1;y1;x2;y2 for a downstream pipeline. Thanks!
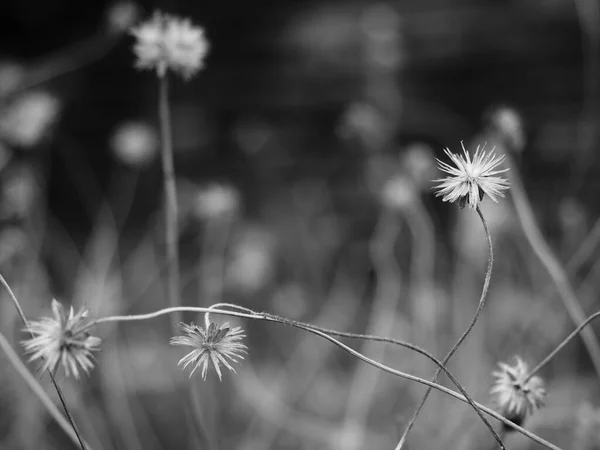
131;11;209;79
491;356;546;427
170;321;247;380
433;142;509;209
22;299;101;379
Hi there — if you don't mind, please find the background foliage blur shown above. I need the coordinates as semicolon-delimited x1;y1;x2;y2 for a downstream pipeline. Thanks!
1;0;600;449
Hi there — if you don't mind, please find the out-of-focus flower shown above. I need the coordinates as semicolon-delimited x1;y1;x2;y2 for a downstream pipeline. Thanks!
401;143;437;191
193;183;240;221
106;1;140;34
360;3;405;70
0;61;25;97
0;226;27;265
1;165;39;219
110;120;158;167
491;356;546;427
131;11;209;79
433;142;510;209
0;91;61;148
170;321;247;380
486;105;525;153
380;174;416;210
337;101;390;151
226;227;275;294
22;299;101;379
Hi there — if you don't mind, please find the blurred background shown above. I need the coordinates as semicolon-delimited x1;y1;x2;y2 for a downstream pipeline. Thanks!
1;0;600;449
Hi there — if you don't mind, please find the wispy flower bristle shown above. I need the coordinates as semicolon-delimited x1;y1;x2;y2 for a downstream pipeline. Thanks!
22;299;101;379
433;142;510;209
170;321;248;381
490;356;546;428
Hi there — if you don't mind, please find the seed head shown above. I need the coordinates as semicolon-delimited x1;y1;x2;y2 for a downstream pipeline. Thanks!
131;11;209;80
22;299;101;379
491;356;546;427
170;321;247;380
433;142;510;209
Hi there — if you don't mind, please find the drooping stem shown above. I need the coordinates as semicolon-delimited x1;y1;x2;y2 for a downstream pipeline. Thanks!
91;305;550;448
396;206;494;449
263;313;503;449
270;319;559;450
0;273;87;449
526;310;600;382
158;73;181;330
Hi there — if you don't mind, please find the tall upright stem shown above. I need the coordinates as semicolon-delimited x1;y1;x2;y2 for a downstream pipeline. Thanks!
396;206;496;449
158;74;181;329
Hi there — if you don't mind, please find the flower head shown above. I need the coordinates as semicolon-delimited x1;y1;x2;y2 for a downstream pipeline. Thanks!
433;142;509;209
131;11;209;79
491;356;546;427
22;299;101;379
170;321;247;380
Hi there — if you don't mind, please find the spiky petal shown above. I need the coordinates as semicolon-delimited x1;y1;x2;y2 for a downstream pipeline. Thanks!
170;321;247;381
22;299;101;379
433;142;510;209
491;356;546;427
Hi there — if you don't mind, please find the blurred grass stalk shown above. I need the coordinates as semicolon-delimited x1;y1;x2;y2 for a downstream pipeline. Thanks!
506;152;600;382
338;209;403;449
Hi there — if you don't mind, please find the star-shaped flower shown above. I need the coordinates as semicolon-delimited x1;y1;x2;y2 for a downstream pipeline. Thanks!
22;299;101;379
433;142;510;209
170;321;247;380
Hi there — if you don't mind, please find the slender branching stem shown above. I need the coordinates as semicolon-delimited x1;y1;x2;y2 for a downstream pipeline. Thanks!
262;313;503;448
396;206;494;449
0;273;87;449
88;305;562;449
158;73;181;330
526;310;600;383
507;153;600;382
0;330;90;448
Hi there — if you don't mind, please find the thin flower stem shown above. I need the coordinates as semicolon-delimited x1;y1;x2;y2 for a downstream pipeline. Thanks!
262;313;503;449
270;319;561;450
526;310;600;383
88;305;561;449
507;153;600;382
396;206;494;450
0;330;91;448
158;73;214;448
90;306;263;328
0;273;87;450
158;73;181;330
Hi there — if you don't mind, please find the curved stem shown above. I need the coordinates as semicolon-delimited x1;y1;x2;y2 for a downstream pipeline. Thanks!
0;273;87;449
263;313;503;448
526;310;600;382
89;306;263;328
89;305;560;448
507;152;600;382
396;206;494;449
271;319;560;450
